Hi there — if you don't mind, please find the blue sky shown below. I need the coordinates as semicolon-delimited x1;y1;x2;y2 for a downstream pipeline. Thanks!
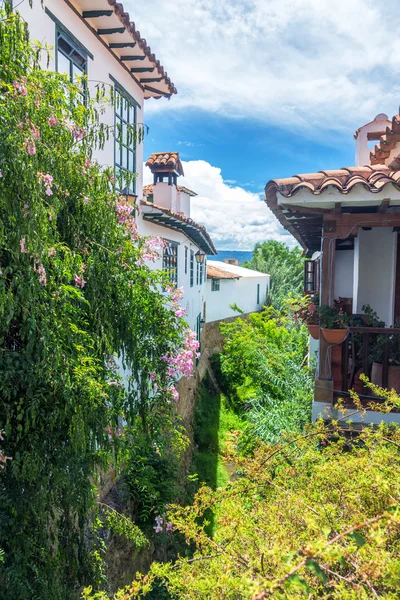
128;0;400;250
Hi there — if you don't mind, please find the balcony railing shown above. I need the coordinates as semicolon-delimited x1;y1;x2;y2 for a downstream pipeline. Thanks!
338;327;400;402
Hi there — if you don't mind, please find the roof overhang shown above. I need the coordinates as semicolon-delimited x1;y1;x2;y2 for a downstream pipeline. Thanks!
141;202;217;255
265;166;400;251
67;0;177;99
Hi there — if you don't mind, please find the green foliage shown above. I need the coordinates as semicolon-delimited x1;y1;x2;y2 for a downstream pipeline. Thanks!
218;306;312;443
97;504;148;551
117;421;400;599
243;240;304;308
0;10;187;599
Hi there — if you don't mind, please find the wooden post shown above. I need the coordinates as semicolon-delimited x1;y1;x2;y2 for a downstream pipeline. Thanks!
318;232;336;384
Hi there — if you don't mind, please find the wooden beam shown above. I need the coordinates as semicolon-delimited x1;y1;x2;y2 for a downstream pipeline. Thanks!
109;42;136;48
334;202;342;215
323;213;400;238
367;130;387;141
120;55;146;61
378;199;390;213
97;28;125;35
131;68;154;73
140;77;163;83
281;203;333;215
83;10;113;18
318;229;336;381
144;85;170;98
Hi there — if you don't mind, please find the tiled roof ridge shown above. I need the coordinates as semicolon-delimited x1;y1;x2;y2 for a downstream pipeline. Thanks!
140;200;216;254
145;152;184;176
207;265;240;280
143;183;197;197
265;165;400;198
370;114;400;167
106;1;177;96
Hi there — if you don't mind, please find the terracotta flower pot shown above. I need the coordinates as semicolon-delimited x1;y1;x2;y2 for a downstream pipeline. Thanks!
321;328;348;345
371;362;400;393
307;324;319;340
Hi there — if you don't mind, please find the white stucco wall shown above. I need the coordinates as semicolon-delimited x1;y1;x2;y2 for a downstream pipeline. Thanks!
334;250;354;298
138;215;206;331
354;114;391;167
206;263;270;323
353;227;396;325
18;0;145;195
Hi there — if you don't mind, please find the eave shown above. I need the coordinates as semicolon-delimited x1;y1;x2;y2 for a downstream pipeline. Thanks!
66;0;177;99
140;201;217;255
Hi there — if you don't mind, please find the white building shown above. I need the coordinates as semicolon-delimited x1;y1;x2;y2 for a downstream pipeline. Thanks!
16;1;216;336
141;152;216;333
206;260;270;322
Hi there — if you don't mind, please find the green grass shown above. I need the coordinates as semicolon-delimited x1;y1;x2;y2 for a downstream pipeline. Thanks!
193;379;246;491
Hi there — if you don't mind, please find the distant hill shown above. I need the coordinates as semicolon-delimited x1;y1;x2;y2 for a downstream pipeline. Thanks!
208;250;253;265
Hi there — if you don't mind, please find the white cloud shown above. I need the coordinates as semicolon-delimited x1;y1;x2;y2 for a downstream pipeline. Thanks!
143;160;295;250
125;0;400;134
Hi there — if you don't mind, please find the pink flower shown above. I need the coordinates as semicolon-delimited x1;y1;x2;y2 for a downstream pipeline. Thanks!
24;140;36;155
175;307;187;318
34;260;47;286
166;523;173;532
107;381;120;387
0;170;3;178
48;247;56;257
30;125;40;140
83;197;90;205
45;187;53;196
34;100;40;108
84;159;92;167
72;125;85;141
149;372;156;382
20;237;27;254
169;385;179;402
13;80;28;96
74;274;86;288
47;115;58;127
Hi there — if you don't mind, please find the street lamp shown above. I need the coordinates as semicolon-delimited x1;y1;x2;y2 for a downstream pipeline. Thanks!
195;250;205;264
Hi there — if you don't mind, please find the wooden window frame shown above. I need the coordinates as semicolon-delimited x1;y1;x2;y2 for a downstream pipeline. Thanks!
211;279;220;292
163;241;178;285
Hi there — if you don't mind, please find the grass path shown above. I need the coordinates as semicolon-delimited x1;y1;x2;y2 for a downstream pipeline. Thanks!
193;380;246;491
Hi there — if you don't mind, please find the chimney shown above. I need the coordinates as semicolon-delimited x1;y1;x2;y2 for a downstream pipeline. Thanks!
145;152;184;212
354;113;391;166
225;258;239;266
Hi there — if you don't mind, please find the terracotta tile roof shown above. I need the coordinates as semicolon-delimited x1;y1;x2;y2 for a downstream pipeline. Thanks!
140;200;217;255
207;265;240;280
145;152;184;176
370;114;400;168
143;183;197;197
105;1;177;97
266;165;400;198
265;165;400;251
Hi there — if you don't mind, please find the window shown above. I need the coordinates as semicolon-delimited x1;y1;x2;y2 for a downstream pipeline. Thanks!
211;279;220;292
304;259;320;295
257;283;260;304
163;242;178;284
114;85;138;194
196;261;199;285
56;29;87;100
190;251;194;287
199;261;203;285
185;247;188;274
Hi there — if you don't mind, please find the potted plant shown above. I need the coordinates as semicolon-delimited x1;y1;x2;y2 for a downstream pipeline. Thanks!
319;304;349;344
369;327;400;393
293;294;320;339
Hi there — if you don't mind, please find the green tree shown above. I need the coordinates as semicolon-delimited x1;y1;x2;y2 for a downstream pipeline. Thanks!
92;413;400;599
243;241;304;308
0;8;190;598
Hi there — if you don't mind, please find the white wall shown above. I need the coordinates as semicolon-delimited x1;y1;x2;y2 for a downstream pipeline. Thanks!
355;114;390;167
18;0;145;195
334;250;354;298
353;227;396;325
138;215;206;331
152;182;178;212
206;275;270;322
